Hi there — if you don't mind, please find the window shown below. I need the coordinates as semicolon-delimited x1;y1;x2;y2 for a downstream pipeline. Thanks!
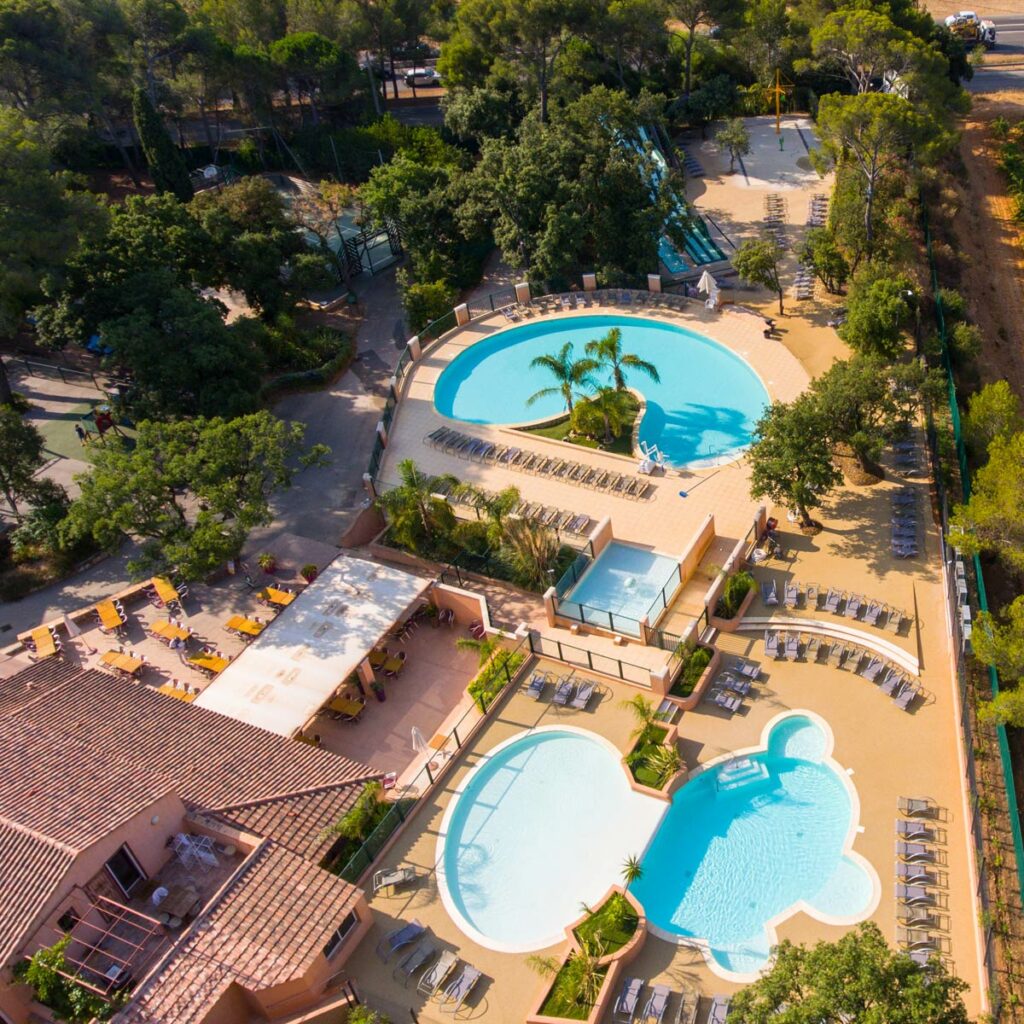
104;845;146;896
322;911;359;958
57;908;79;933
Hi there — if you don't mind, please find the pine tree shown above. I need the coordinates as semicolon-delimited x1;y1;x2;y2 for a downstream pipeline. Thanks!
132;88;194;202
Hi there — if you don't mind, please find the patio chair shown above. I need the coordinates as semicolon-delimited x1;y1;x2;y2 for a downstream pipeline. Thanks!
895;883;934;905
785;633;800;659
897;841;935;863
878;669;902;696
570;680;596;709
899;796;937;818
417;950;458;996
552;677;575;706
899;905;940;928
640;985;670;1024
887;608;905;633
708;996;731;1024
804;583;820;610
709;690;741;714
764;630;780;659
862;601;882;627
761;579;779;606
828;643;846;668
718;672;751;697
734;659;760;680
393;941;436;985
613;976;643;1023
896;862;936;885
784;582;798;609
524;671;549;700
376;919;425;962
675;986;700;1024
373;865;417;895
844;594;862;619
897;926;938;949
439;964;482;1014
894;683;920;712
858;658;884;682
897;818;935;842
824;588;841;613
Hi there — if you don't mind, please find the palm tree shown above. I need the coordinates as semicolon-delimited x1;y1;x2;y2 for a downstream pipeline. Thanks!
621;855;644;887
528;342;597;415
463;484;520;547
527;933;605;1014
574;386;637;445
584;327;660;392
502;518;562;591
645;745;683;788
456;632;504;667
376;458;460;552
619;694;657;742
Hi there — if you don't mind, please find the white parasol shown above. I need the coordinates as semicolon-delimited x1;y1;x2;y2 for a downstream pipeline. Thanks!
697;270;718;295
62;612;81;638
411;726;428;754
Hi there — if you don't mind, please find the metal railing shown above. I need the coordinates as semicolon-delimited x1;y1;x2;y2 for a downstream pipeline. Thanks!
527;630;651;686
554;600;643;638
333;634;530;882
466;286;518;320
554;550;592;598
923;205;1021;1016
5;356;126;392
643;563;684;625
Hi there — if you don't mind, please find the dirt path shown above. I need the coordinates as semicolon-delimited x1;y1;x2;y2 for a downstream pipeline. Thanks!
949;92;1024;391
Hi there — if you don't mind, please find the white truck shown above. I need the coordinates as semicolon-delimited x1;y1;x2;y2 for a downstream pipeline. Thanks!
944;11;997;50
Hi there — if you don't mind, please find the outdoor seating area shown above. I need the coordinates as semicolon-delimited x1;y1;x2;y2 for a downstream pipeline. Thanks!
614;977;706;1024
891;479;922;558
423;427;651;501
762;576;909;634
523;668;600;710
704;657;762;716
490;289;690;325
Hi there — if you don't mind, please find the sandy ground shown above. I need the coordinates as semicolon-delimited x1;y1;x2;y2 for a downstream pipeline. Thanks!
925;0;1024;15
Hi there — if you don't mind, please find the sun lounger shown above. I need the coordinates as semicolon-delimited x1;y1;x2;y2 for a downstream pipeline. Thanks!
613;976;643;1023
824;588;841;613
897;818;935;841
761;579;779;606
718;672;751;696
674;987;699;1024
804;583;819;609
709;690;741;714
893;544;918;559
373;865;417;894
909;948;941;969
641;984;670;1024
394;941;436;985
764;630;781;658
570;680;596;709
376;919;425;961
895;883;934;905
879;669;902;695
525;671;548;700
886;608;905;633
898;926;937;950
552;677;575;706
708;995;731;1024
828;642;845;668
894;683;920;711
896;862;936;885
899;796;936;818
897;841;935;862
735;659;760;680
858;657;883;682
417;949;458;995
863;601;882;627
784;583;798;608
785;633;800;659
439;964;482;1014
844;594;862;619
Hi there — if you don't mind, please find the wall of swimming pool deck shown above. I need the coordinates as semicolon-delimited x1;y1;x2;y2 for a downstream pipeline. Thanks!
434;714;879;979
432;315;771;469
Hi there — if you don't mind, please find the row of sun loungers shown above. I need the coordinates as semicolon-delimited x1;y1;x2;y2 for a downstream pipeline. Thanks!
704;657;762;716
762;630;921;709
806;192;829;227
761;578;908;633
891;478;921;558
524;670;597;709
764;194;788;250
424;427;651;500
614;977;713;1024
433;476;592;536
376;920;483;1011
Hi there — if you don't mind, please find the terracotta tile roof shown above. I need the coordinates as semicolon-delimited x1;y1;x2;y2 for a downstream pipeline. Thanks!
0;821;75;966
0;716;174;965
215;785;365;863
3;665;380;809
117;842;361;1024
0;659;80;713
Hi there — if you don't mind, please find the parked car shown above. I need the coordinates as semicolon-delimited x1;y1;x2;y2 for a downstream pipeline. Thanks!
404;67;442;87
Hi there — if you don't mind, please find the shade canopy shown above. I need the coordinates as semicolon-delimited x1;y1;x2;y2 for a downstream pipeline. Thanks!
697;270;719;296
195;555;430;736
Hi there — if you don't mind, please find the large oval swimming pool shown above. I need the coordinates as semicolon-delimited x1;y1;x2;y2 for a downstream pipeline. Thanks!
436;716;876;974
433;315;770;467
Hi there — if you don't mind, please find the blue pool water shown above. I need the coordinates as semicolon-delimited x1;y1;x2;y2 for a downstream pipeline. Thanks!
438;717;874;972
559;541;680;634
438;729;666;952
433;315;769;467
633;715;873;974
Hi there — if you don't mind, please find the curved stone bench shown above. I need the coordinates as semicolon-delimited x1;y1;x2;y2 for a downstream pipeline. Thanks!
736;616;919;677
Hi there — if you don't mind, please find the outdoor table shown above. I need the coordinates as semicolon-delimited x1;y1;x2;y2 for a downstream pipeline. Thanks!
261;587;296;607
158;883;199;921
188;653;230;676
368;649;388;667
326;696;365;720
96;601;125;631
156;683;196;703
100;651;144;677
31;627;58;658
224;615;265;637
382;656;405;675
151;620;189;643
152;576;180;606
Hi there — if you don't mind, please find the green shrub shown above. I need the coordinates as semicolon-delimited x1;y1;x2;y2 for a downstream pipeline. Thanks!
936;287;967;324
714;570;754;619
669;646;712;698
399;273;456;334
574;893;639;955
467;649;525;710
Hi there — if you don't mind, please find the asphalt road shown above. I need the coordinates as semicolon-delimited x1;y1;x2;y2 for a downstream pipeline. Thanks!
967;14;1024;92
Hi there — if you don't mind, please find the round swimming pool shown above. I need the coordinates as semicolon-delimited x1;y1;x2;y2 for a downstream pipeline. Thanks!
433;315;770;467
436;715;876;974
